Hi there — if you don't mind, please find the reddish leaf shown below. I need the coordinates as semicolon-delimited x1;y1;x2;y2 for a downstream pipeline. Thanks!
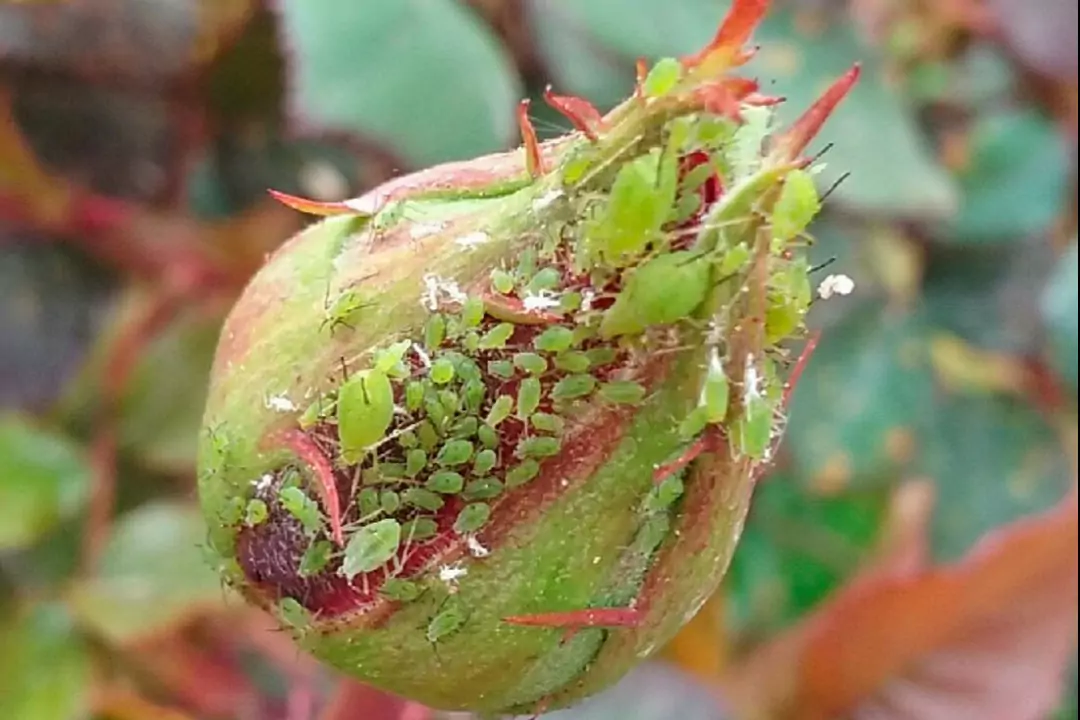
543;86;605;141
681;0;770;73
518;98;545;177
727;491;1078;720
769;64;862;164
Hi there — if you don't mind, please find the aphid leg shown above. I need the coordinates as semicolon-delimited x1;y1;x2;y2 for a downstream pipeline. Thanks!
652;428;722;485
781;330;820;408
275;428;345;547
518;99;546;177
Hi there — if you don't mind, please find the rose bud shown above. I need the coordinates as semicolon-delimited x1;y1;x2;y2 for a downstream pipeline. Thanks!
196;0;859;714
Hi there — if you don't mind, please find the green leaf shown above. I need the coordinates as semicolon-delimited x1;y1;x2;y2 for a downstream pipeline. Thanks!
1041;240;1078;394
342;519;401;578
337;369;394;460
745;10;958;217
786;303;936;491
600;251;711;338
0;415;90;550
944;110;1070;244
918;391;1072;562
67;501;225;643
0;603;91;720
278;0;521;167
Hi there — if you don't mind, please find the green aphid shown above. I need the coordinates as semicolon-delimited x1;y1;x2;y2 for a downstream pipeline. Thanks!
485;395;514;427
584;347;617;367
220;496;245;526
405;381;425;412
398;430;419;449
513;352;548;376
454;503;492;535
472;448;498;476
477;424;499;449
645;474;685;513
403;487;445;512
323;290;370;334
451;416;479;439
554;351;591;373
735;394;774;460
642;56;683;97
462;331;480;353
518;436;561;458
461;297;486;328
430;357;456;385
598;381;647;405
298;393;336;429
424;313;447;350
405;448;428;478
427;604;467;644
533;326;574;353
426;470;465;494
337;369;395;462
479;323;515;350
551;374;597;400
278;486;322;535
359;487;380;516
439;389;461;415
244;498;269;527
515;247;537;281
530;412;564;435
505;459;540;487
380;578;423;603
516;377;542;419
380;490;401;514
435;440;473;467
417;421;440;451
488;360;515;379
374;340;412;374
463;477;504;501
491;268;515;295
299;540;333;577
464;380;486;414
571;322;599;346
771;168;821;242
424;396;448;429
559;291;582;313
678;406;710;440
527;267;562;294
277;598;312;633
702;356;730;423
444;315;463;340
341;519;402;579
401;517;439;541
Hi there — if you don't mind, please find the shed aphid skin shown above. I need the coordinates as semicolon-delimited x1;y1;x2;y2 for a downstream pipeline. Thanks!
196;0;859;713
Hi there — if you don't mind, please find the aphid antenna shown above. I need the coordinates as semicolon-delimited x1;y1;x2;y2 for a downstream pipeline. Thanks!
820;171;851;203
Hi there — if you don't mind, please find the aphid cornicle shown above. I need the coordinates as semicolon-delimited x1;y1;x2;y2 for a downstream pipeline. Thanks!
196;0;859;714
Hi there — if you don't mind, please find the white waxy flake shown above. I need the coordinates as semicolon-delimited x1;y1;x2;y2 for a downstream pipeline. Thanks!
421;274;469;311
253;473;274;492
466;535;490;558
264;394;296;412
413;342;432;368
455;231;490;249
817;273;855;300
581;288;597;312
410;222;444;240
743;353;761;403
532;189;562;212
439;563;468;590
522;290;561;311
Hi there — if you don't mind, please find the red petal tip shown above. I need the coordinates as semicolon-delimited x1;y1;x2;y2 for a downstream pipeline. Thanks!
772;63;861;162
682;0;770;71
542;86;604;141
267;189;353;217
517;99;545;177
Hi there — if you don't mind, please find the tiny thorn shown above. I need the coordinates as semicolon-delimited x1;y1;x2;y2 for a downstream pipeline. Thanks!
276;428;345;547
268;189;355;217
542;86;603;141
503;607;644;629
682;0;770;71
634;58;649;99
653;429;721;484
771;63;861;162
782;330;821;407
517;99;545;177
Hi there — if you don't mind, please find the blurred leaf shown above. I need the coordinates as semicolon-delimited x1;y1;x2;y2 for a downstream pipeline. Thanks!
785;303;935;492
944;110;1070;245
67;501;225;644
922;243;1054;354
746;9;958;217
1055;653;1078;719
726;477;889;637
0;240;115;412
919;391;1072;561
278;0;522;167
728;495;1078;720
1041;240;1078;394
988;0;1078;79
518;662;731;720
0;0;255;82
0;603;92;720
0;414;91;550
205;8;285;124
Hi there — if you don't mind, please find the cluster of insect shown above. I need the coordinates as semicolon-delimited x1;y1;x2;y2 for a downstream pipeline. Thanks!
229;53;829;647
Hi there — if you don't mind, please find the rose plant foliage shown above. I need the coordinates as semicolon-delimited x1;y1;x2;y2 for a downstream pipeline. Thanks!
196;0;859;713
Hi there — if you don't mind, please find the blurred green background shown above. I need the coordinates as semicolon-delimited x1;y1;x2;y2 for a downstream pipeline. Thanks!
1;1;1076;719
